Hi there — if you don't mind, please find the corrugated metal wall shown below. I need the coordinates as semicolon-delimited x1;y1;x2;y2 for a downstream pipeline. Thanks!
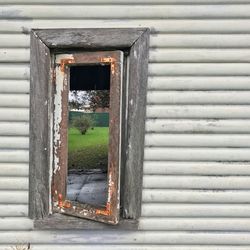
1;0;250;249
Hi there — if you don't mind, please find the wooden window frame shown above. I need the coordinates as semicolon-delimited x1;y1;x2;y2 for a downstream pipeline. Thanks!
29;28;150;229
53;51;123;225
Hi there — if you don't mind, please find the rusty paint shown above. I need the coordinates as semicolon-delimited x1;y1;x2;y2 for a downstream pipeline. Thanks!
60;58;75;72
63;200;72;208
101;57;115;74
58;193;63;208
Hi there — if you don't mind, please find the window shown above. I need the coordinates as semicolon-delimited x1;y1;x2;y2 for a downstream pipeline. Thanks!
29;28;149;229
53;51;123;224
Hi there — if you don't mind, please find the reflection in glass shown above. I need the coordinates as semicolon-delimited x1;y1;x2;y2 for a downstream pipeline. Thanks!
66;65;110;208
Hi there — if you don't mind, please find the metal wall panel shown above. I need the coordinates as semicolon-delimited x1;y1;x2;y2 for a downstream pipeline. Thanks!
1;0;250;249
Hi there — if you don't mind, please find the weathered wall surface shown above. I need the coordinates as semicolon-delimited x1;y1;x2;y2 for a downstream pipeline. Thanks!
1;0;250;249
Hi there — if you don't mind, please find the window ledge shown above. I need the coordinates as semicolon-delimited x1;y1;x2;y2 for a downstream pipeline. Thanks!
34;213;138;230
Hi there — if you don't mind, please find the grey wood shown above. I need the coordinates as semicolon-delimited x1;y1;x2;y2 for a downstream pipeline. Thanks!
29;31;52;219
35;213;138;230
34;28;145;49
123;29;150;219
29;28;149;227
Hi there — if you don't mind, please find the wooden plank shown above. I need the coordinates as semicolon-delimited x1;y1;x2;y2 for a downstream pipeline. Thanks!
149;63;250;76
141;204;250;217
35;214;137;230
148;77;250;90
0;48;29;62
0;150;28;163
0;218;33;230
123;29;150;219
149;49;250;63
0;204;28;217
147;91;250;104
150;34;250;48
145;134;250;147
4;20;250;34
5;246;250;250
0;34;29;48
2;0;250;3
0;191;28;204
143;161;250;176
143;176;250;189
0;64;29;80
0;80;29;93
142;189;250;203
1;231;250;245
147;105;250;118
35;28;144;48
0;163;29;176
145;147;250;161
0;94;29;107
0;177;28;190
2;5;250;19
0;136;28;149
29;31;52;219
7;48;250;63
139;218;250;231
146;119;250;133
4;34;250;49
0;122;29;135
0;108;29;121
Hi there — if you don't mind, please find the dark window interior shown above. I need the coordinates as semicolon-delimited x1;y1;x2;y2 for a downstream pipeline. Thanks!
70;65;110;90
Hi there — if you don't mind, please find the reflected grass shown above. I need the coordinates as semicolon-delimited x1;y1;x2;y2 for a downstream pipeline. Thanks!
68;127;109;170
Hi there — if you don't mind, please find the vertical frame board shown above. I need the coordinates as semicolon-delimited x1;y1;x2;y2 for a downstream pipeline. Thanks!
29;28;149;228
29;33;52;219
52;51;123;225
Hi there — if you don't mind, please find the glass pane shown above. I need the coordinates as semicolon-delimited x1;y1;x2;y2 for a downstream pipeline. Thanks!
66;65;110;208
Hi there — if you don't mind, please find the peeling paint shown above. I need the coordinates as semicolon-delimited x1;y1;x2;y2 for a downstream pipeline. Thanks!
101;56;116;75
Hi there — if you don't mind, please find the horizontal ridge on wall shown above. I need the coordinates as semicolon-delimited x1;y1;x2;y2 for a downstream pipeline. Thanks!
0;204;28;217
147;91;250;104
141;204;250;217
138;218;250;231
0;122;29;135
2;64;250;80
145;134;250;147
4;19;250;34
5;34;250;48
0;136;28;149
143;175;250;189
0;177;28;190
5;91;250;107
6;48;250;63
148;77;250;90
142;189;250;203
3;0;250;4
0;163;28;176
0;190;28;204
143;161;250;175
2;5;250;19
147;105;250;118
146;119;250;133
0;246;250;250
144;147;250;161
0;150;28;162
1;231;250;245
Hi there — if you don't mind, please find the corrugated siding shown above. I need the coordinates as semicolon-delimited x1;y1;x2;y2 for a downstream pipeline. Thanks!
1;0;250;249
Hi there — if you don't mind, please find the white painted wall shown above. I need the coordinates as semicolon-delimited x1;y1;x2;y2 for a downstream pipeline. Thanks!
1;0;250;249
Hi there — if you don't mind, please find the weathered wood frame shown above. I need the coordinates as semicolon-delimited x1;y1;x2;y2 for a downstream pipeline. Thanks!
53;51;123;225
29;28;150;229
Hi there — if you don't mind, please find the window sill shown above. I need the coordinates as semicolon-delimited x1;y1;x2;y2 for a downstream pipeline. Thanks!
34;213;138;230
